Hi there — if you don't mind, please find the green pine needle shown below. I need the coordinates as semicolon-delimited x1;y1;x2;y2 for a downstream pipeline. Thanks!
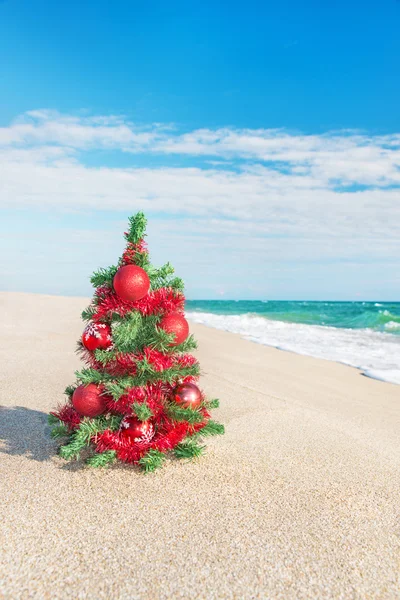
148;262;178;290
59;439;85;461
132;401;153;421
174;440;205;460
158;262;175;278
166;404;204;424
198;420;225;437
103;364;200;398
204;398;220;409
168;277;185;291
133;253;151;269
103;376;136;400
58;415;122;461
86;450;117;468
174;334;198;353
81;305;97;321
48;413;60;425
104;381;126;400
93;348;115;365
64;385;76;399
125;212;147;244
111;312;142;352
139;449;165;473
50;424;70;439
75;368;106;385
90;265;118;288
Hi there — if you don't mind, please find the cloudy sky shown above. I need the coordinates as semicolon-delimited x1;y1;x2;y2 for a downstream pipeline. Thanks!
1;0;399;300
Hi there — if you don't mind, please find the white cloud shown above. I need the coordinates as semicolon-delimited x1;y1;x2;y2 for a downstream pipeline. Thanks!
1;110;400;188
0;110;162;150
0;109;399;298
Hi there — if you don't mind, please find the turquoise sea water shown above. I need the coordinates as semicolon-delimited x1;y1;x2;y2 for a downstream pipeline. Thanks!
186;301;400;333
185;301;400;385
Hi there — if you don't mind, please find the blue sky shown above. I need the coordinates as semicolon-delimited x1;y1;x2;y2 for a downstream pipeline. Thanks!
1;0;399;299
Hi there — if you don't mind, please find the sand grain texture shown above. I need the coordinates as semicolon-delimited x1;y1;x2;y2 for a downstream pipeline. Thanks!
1;292;400;599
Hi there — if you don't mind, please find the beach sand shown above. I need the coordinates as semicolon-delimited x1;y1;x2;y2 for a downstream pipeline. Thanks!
1;291;399;599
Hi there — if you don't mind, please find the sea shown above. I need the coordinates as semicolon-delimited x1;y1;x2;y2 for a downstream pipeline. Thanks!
185;301;400;385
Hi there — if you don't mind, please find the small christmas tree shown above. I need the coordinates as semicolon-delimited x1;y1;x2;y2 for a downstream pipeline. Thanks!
49;212;224;471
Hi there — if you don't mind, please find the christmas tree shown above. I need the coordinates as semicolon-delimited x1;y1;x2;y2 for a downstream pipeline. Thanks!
49;212;224;472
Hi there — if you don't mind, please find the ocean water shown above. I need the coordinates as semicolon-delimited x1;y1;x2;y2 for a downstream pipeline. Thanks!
185;301;400;385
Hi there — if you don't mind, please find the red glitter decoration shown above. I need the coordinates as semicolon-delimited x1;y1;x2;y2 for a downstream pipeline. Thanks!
159;313;189;346
72;384;107;418
173;382;203;408
113;265;150;302
119;416;155;444
82;322;112;351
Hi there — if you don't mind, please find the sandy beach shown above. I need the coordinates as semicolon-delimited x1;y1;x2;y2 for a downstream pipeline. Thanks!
1;291;399;599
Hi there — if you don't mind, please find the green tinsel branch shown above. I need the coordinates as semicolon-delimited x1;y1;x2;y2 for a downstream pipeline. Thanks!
138;449;165;473
166;404;204;424
59;415;122;461
64;385;76;399
132;401;153;421
111;312;142;352
50;424;70;439
203;398;220;410
174;439;205;460
90;265;118;288
93;348;115;366
81;305;97;321
98;363;200;400
48;413;60;425
125;212;147;245
86;450;117;467
75;368;114;385
196;420;225;437
133;252;151;270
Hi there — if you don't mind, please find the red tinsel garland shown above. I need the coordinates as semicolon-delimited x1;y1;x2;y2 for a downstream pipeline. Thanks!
104;382;170;415
51;405;81;430
121;240;148;265
81;342;200;379
95;412;210;464
93;286;185;322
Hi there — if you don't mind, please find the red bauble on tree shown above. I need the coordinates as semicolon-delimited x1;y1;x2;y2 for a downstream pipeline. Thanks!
173;382;202;408
82;323;112;351
159;312;189;346
120;416;155;444
72;384;107;418
113;265;150;302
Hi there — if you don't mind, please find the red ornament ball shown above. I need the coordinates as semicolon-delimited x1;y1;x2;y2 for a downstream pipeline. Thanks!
120;416;155;445
159;313;189;346
113;265;150;302
82;322;112;351
173;382;202;408
72;384;107;418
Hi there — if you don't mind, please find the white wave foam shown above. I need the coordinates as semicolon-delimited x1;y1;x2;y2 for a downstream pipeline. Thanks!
385;321;400;331
186;311;400;385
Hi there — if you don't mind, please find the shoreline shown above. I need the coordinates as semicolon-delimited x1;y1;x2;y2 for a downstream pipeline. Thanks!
190;319;398;387
187;309;400;386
